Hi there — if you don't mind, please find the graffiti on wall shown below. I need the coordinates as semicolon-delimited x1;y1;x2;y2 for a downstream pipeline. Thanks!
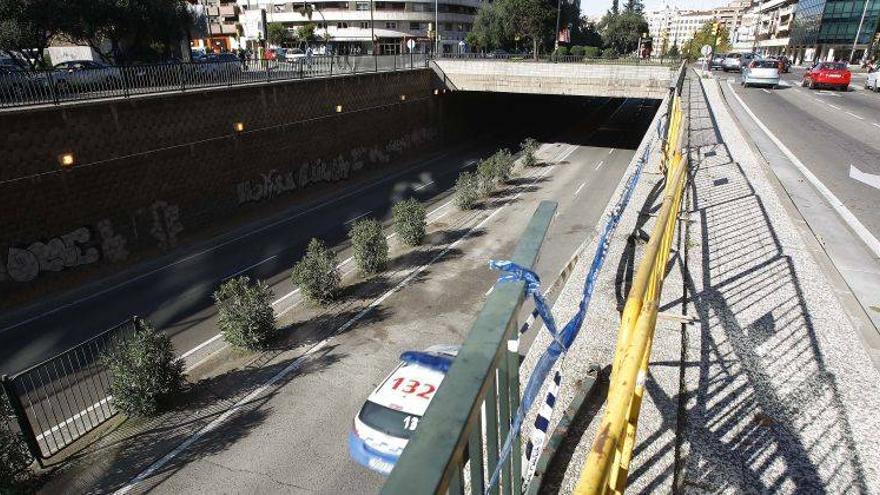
236;128;437;205
149;201;184;251
1;200;184;283
4;227;102;282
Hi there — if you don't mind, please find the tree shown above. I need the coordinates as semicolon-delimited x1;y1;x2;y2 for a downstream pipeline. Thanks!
214;276;277;350
349;218;388;276
623;0;644;15
102;319;184;417
454;171;480;210
1;394;32;494
685;21;731;60
267;22;293;47
392;198;427;246
0;0;67;69
502;0;554;58
291;238;340;305
297;22;317;43
521;138;539;167
466;1;505;51
667;43;680;59
601;12;648;55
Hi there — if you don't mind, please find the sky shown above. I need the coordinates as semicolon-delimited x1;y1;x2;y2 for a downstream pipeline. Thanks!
581;0;730;18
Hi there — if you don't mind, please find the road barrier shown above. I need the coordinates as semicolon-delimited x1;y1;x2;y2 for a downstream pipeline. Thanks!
0;53;429;110
573;63;688;495
1;317;138;463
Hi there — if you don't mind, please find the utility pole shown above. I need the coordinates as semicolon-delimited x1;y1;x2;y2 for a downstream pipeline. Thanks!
370;0;376;54
851;0;871;63
435;0;439;54
554;0;563;52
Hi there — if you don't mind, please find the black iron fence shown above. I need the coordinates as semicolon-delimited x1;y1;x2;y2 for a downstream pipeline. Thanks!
1;317;138;463
0;53;430;110
436;52;677;66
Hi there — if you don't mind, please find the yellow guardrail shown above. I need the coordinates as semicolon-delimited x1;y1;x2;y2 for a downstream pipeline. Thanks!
573;86;687;495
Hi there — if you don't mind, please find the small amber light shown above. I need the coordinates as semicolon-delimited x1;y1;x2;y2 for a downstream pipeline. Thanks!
336;105;343;112
58;153;75;168
400;94;406;101
233;122;245;132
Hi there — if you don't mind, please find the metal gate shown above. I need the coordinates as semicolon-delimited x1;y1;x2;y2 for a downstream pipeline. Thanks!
1;317;138;463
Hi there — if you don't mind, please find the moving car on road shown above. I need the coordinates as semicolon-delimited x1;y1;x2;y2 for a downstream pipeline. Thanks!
722;52;758;72
865;67;880;92
742;59;781;88
348;345;459;475
802;62;851;90
710;54;726;70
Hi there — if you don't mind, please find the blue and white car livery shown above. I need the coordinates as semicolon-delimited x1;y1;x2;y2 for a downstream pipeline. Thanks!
348;345;459;475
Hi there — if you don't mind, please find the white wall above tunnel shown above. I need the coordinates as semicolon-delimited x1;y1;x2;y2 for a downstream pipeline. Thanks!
433;60;673;100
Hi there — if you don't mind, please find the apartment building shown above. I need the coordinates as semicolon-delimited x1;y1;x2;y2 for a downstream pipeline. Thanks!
237;0;477;54
191;0;243;53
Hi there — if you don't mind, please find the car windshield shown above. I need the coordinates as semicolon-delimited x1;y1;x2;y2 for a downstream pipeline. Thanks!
819;62;847;70
358;401;418;439
753;60;779;68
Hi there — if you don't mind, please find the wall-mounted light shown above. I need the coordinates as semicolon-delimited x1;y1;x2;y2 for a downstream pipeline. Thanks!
336;105;343;113
400;94;407;101
434;89;439;95
58;153;75;168
233;121;245;132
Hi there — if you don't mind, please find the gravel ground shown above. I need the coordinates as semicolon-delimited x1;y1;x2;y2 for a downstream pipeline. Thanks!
521;72;880;495
680;74;880;493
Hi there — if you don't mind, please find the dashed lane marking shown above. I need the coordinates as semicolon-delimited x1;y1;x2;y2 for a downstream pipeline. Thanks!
574;182;586;196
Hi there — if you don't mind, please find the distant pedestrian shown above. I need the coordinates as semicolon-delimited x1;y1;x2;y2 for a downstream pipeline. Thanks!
238;48;247;70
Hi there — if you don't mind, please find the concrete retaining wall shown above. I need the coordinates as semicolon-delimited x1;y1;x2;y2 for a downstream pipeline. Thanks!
434;60;673;99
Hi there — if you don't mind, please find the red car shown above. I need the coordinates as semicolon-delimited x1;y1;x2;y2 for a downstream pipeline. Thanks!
802;62;851;90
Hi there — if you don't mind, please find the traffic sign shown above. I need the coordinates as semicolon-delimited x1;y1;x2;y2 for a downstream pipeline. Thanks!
407;39;416;51
701;44;712;57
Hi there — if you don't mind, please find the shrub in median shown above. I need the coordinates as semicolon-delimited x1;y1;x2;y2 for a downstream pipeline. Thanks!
584;46;601;59
350;218;389;276
521;138;539;167
1;394;33;494
570;45;585;58
554;46;569;58
214;276;277;350
476;157;497;196
601;48;618;60
392;198;427;246
454;171;481;210
491;148;514;181
103;319;184;417
291;238;341;305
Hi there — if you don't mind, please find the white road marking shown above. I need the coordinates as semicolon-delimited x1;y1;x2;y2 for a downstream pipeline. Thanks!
459;159;478;169
485;285;495;296
413;180;434;191
114;162;560;495
574;182;586;196
223;255;277;281
761;89;772;94
850;164;880;190
34;397;112;442
845;112;864;120
827;103;841;109
0;150;457;335
726;79;880;258
608;148;615;155
344;211;372;225
595;160;604;170
873;123;880;128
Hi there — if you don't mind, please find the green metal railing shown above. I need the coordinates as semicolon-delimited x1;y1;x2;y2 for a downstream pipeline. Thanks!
383;200;557;495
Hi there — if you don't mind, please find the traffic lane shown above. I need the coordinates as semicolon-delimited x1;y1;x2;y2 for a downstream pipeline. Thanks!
141;112;645;495
722;79;880;237
0;136;521;375
0;98;628;375
779;69;880;116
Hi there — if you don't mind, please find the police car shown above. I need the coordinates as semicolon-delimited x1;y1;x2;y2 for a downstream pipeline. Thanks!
348;344;459;475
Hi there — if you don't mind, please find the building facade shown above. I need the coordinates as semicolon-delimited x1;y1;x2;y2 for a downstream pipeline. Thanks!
789;0;880;63
237;0;477;54
646;0;751;54
191;1;243;53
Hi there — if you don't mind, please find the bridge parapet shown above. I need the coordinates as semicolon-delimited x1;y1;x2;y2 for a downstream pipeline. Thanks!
433;59;674;99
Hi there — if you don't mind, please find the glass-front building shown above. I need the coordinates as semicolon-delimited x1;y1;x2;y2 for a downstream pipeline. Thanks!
789;0;880;62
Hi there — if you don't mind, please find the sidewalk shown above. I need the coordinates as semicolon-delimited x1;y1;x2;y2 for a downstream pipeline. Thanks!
526;73;880;493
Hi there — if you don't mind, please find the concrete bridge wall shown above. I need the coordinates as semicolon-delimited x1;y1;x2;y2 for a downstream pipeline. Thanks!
433;60;673;99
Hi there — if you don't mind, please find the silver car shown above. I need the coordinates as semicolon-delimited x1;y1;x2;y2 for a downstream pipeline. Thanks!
722;52;758;72
742;59;781;88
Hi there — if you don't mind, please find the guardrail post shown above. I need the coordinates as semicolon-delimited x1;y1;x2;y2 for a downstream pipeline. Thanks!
178;63;185;91
2;375;44;467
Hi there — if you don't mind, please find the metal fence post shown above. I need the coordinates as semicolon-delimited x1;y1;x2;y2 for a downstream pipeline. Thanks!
178;63;185;91
330;55;334;76
507;336;523;494
2;375;44;467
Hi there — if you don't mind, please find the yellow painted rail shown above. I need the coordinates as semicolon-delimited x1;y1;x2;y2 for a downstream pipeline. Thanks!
573;80;687;495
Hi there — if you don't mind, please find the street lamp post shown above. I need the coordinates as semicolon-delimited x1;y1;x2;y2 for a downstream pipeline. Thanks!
851;0;871;63
435;0;439;54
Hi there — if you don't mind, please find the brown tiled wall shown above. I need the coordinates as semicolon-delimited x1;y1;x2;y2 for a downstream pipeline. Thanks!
0;69;440;297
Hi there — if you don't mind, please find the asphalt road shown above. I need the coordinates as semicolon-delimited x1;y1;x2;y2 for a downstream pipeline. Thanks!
0;95;630;377
115;97;656;495
717;67;880;338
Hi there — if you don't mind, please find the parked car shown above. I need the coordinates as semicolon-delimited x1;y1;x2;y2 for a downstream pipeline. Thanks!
802;61;851;90
742;59;781;88
284;48;306;62
864;67;880;92
190;53;242;82
722;52;758;72
710;54;726;70
51;60;122;92
348;345;459;475
0;64;48;102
